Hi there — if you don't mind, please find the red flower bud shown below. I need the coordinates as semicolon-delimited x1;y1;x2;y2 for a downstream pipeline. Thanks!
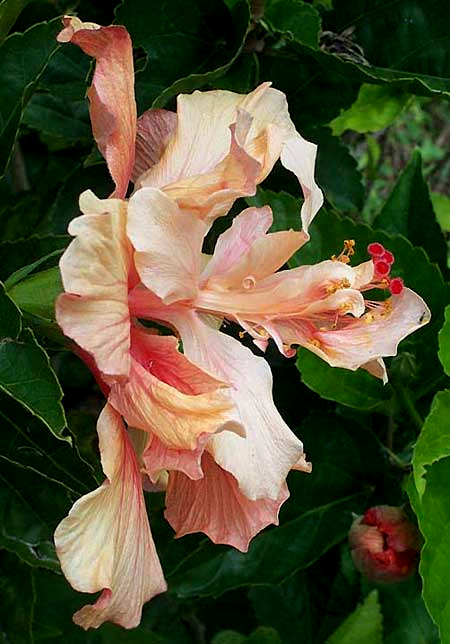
349;506;421;583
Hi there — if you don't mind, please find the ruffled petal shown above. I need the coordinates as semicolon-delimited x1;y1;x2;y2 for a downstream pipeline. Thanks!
143;433;208;482
158;310;309;501
308;288;431;373
54;405;166;630
127;188;207;303
58;18;136;198
165;452;289;552
56;191;131;377
132;109;177;183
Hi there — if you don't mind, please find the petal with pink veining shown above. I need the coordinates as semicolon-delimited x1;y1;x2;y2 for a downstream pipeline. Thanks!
308;288;431;373
54;405;166;630
127;188;206;304
56;191;131;377
58;18;136;198
143;432;208;482
165;452;289;552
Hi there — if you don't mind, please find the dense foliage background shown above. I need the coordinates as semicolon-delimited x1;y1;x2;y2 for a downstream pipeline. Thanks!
0;0;449;641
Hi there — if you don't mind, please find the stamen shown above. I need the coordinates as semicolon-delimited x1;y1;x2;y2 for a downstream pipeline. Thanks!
389;277;404;296
310;338;321;348
381;250;394;265
332;239;356;263
367;242;384;257
375;260;390;277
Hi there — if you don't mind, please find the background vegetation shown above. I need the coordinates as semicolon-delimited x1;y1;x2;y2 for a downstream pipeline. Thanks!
0;0;449;641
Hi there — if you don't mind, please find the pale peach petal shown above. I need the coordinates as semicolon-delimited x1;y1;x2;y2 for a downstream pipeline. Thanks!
56;191;131;376
161;120;261;222
310;288;431;373
127;188;206;303
54;405;166;630
58;18;136;198
202;206;306;290
108;356;243;450
165;452;289;552
361;358;388;384
353;260;375;290
200;206;273;284
161;310;307;501
196;260;358;317
130;324;226;394
143;433;207;482
132;109;177;183
281;134;323;236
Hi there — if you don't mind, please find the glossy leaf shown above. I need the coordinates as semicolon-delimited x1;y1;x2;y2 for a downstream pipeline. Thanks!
116;0;250;110
263;0;321;49
0;18;60;177
373;150;448;275
296;349;392;411
0;550;34;643
8;266;63;319
0;234;68;282
0;327;66;438
326;590;383;644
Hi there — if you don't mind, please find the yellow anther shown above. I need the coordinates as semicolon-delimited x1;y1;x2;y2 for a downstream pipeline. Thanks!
331;239;356;264
310;338;321;348
326;278;352;294
365;312;374;324
340;301;353;312
239;331;246;339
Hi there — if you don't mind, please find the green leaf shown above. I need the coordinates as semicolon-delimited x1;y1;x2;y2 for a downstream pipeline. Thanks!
409;456;450;643
0;18;60;177
116;0;251;110
312;127;364;212
0;234;69;282
0;550;34;643
22;93;91;145
169;490;367;599
0;280;22;338
296;348;393;410
329;0;450;90
438;305;450;376
326;590;383;644
0;327;67;439
412;390;450;497
213;627;282;644
8;266;63;319
0;0;32;43
263;0;321;49
431;192;450;233
246;188;302;232
373;150;448;275
330;84;411;135
4;248;63;290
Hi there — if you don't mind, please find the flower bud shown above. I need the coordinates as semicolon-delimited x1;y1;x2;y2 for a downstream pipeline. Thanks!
349;506;421;583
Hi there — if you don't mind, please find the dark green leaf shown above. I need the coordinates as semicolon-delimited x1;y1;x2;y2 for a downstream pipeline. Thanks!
0;0;32;43
326;590;383;644
296;349;393;410
116;0;250;110
213;626;282;644
0;327;66;438
169;490;367;599
246;188;302;232
0;18;60;177
0;550;34;643
0;233;69;282
4;247;63;290
0;280;22;338
23;93;91;145
373;150;448;275
263;0;321;49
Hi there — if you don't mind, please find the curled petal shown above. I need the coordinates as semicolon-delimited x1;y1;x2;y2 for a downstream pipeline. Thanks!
56;191;131;377
143;433;209;482
127;188;207;304
54;405;166;629
58;18;137;198
160;310;308;501
165;452;289;552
